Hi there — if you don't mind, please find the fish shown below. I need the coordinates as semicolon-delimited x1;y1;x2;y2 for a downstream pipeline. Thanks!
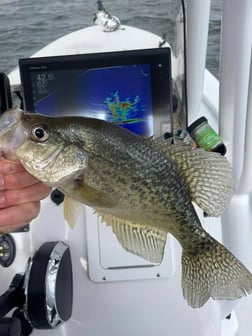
1;107;252;308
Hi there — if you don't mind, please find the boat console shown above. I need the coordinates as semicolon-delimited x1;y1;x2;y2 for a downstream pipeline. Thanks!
17;47;177;282
0;46;176;334
19;47;173;138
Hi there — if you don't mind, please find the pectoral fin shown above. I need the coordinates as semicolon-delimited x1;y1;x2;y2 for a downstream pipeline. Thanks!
98;211;168;264
63;196;83;228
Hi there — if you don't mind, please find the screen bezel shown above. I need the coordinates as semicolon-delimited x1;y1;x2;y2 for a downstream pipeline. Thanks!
19;47;173;138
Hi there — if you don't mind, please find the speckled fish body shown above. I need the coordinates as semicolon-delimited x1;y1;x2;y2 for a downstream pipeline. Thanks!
0;108;252;308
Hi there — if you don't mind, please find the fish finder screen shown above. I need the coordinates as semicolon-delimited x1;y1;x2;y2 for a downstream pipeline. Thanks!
19;48;172;137
31;64;152;136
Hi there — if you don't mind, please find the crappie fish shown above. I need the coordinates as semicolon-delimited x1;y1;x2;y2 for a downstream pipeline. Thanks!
1;108;252;308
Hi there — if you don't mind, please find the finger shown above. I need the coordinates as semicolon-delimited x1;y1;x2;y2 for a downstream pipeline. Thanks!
0;222;29;234
0;202;41;233
0;171;41;190
0;183;52;209
0;159;25;175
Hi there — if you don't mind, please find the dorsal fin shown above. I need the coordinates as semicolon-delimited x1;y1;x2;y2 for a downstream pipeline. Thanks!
97;211;168;264
151;140;234;216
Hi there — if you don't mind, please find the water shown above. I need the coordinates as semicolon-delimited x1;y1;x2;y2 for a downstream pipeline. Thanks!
207;0;222;77
0;0;221;77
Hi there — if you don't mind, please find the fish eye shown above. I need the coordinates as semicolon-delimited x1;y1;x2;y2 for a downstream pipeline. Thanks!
31;125;50;142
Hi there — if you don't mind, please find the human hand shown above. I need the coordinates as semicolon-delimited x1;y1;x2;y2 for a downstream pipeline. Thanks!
0;159;52;234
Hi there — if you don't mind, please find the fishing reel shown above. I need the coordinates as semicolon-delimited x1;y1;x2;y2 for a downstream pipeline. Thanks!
0;241;73;335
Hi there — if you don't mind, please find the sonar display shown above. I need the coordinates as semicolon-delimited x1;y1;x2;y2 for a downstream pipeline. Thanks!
33;63;153;137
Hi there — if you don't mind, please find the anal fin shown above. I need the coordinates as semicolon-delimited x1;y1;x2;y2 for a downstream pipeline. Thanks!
98;212;168;264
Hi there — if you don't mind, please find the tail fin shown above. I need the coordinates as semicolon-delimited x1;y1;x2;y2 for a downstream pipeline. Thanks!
182;237;252;308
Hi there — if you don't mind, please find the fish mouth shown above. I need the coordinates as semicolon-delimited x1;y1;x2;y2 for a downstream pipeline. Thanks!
0;108;26;157
0;108;22;132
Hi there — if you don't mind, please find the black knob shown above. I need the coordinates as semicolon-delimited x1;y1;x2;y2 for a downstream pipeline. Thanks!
51;189;65;205
0;234;16;267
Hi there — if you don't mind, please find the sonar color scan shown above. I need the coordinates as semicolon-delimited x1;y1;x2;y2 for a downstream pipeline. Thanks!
78;64;153;136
